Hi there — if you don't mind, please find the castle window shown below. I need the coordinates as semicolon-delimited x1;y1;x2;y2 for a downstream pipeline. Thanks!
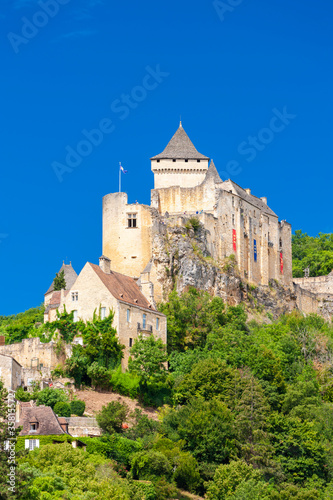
142;314;147;329
173;159;176;162
156;159;160;163
129;338;133;347
156;317;159;331
279;238;282;248
185;159;188;163
101;307;106;320
73;310;78;323
127;309;131;323
232;197;235;207
232;214;235;226
127;213;137;228
197;160;200;163
71;292;78;302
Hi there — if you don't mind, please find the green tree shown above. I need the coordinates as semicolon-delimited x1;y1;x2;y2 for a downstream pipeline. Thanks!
292;231;333;278
96;401;129;434
206;460;263;500
53;270;66;291
36;387;69;409
129;334;168;388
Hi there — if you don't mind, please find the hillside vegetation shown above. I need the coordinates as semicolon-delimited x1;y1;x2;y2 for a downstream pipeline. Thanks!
1;232;333;498
292;231;333;278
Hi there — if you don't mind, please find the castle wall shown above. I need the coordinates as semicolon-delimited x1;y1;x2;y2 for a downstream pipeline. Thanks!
151;158;209;189
0;338;63;371
103;192;154;278
0;355;22;391
151;173;216;216
293;273;333;294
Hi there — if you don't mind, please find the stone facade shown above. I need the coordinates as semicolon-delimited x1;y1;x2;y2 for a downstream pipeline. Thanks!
0;354;22;391
52;258;167;369
102;124;293;301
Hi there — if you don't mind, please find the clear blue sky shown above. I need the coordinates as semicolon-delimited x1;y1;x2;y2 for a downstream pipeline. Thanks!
1;0;332;315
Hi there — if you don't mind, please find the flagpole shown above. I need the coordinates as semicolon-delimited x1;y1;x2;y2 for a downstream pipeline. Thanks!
119;162;121;193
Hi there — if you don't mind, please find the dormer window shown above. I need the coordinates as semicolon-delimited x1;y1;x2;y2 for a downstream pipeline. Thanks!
71;292;78;302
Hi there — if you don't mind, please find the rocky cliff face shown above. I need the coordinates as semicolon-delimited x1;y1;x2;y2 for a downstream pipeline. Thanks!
151;217;296;320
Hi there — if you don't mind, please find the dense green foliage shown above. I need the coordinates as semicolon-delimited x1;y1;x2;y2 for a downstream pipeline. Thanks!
3;235;333;499
0;306;44;344
292;231;333;277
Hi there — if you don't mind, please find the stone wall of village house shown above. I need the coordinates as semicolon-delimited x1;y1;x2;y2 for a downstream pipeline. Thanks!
117;301;167;369
103;192;155;279
0;338;65;371
0;355;22;391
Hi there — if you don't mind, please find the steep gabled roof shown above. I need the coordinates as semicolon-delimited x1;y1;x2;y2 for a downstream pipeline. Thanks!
151;123;209;160
222;179;278;217
45;263;78;295
89;263;155;311
17;405;67;436
206;160;222;183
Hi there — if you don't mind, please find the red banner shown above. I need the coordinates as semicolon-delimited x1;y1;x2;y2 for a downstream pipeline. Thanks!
280;252;284;274
232;229;237;251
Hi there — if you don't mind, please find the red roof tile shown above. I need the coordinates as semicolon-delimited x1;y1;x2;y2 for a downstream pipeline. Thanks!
89;263;155;311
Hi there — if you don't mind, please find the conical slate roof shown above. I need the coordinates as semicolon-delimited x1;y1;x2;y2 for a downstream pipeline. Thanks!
151;123;209;160
45;262;78;295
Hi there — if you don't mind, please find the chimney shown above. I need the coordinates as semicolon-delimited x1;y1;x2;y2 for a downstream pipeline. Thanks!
260;197;267;205
245;188;251;195
99;255;111;274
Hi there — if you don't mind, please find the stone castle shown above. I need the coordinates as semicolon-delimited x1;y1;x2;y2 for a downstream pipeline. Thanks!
103;122;292;302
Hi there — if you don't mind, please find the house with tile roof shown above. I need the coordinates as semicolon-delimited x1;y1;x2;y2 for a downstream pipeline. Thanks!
44;262;78;323
15;401;85;451
44;256;166;369
103;122;292;299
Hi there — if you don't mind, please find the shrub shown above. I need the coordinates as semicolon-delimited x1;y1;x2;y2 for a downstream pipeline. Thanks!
110;366;140;398
130;450;172;481
53;402;71;417
15;387;34;402
70;399;86;416
36;387;68;409
87;362;111;389
96;401;129;434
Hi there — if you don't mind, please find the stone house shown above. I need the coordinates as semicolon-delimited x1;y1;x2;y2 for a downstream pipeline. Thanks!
103;122;292;302
0;354;22;391
15;401;85;451
46;256;167;369
44;262;78;323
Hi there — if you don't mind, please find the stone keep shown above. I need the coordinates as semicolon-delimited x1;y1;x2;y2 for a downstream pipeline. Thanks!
102;123;292;296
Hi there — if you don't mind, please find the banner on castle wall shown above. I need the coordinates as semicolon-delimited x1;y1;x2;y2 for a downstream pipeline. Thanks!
280;252;284;274
254;240;257;262
232;229;237;251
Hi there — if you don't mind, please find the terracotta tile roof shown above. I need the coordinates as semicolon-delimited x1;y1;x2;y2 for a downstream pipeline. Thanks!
151;123;209;160
89;263;156;311
45;263;78;295
17;405;68;436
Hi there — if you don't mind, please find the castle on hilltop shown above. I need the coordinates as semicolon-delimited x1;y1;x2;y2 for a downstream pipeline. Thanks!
103;122;292;302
